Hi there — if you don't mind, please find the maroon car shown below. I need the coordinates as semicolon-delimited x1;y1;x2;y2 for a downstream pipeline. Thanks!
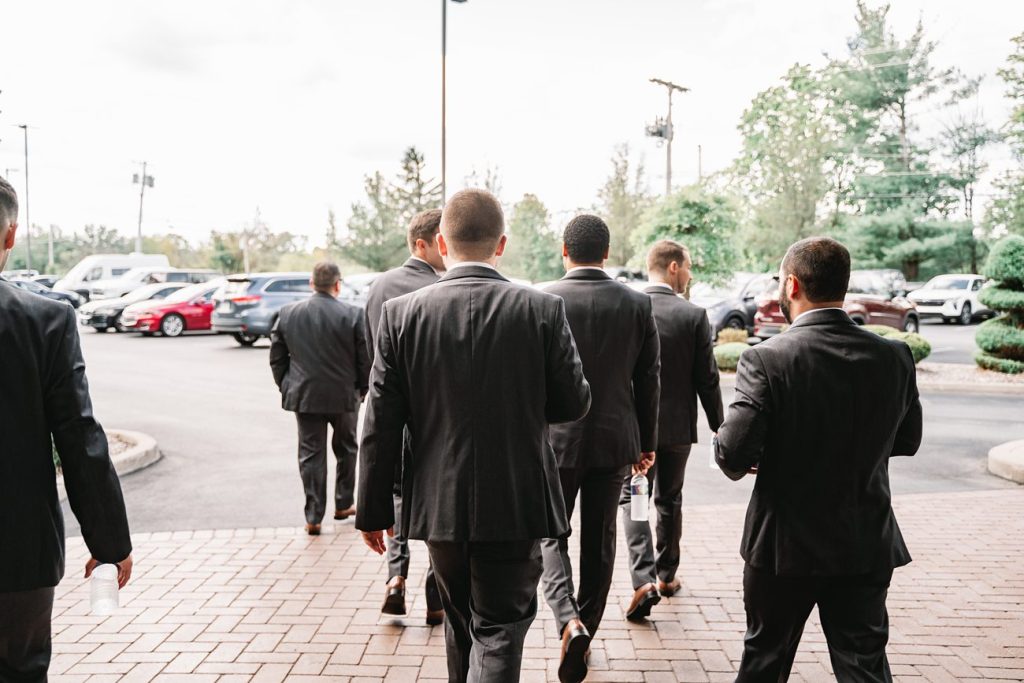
754;271;919;339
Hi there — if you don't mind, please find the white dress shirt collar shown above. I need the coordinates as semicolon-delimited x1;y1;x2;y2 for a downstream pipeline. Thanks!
646;282;675;293
567;266;606;274
447;260;497;271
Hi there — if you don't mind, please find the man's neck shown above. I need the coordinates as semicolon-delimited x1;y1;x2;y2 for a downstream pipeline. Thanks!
648;277;677;293
791;302;846;320
566;261;604;271
446;257;498;270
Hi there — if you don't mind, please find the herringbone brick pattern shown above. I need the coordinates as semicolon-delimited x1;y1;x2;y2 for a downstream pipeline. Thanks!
49;489;1024;682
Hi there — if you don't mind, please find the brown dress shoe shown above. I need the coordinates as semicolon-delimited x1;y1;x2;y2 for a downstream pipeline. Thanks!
558;618;591;683
658;578;682;597
426;608;445;626
625;583;661;621
381;576;407;615
304;523;321;536
334;506;356;520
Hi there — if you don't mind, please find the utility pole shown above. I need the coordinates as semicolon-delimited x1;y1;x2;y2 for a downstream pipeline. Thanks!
18;124;31;271
697;144;703;183
645;78;690;195
48;224;55;270
133;162;155;253
441;0;467;204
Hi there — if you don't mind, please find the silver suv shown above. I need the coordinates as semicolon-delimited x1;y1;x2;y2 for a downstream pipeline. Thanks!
211;273;311;346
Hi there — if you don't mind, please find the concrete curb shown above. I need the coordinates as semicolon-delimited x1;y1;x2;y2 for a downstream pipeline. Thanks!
57;429;161;502
717;372;1024;396
989;440;1024;484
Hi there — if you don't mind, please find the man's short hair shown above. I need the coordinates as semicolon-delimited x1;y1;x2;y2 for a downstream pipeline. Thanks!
646;239;689;274
407;209;442;253
781;237;851;303
563;214;610;264
312;261;341;292
0;177;18;227
440;189;504;259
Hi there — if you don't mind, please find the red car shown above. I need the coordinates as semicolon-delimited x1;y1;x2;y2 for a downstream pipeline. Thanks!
121;279;224;337
754;270;919;339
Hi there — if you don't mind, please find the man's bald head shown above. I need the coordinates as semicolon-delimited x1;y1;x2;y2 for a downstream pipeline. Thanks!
440;189;505;261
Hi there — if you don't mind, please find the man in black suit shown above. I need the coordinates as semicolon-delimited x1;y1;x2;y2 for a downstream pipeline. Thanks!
0;177;133;680
269;262;370;535
715;237;923;683
540;214;661;682
619;239;723;618
356;189;591;683
364;209;445;625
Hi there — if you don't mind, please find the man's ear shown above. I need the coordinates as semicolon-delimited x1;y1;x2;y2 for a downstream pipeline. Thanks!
495;234;508;257
602;246;610;261
788;275;801;300
437;233;449;257
561;243;569;258
3;223;17;250
667;261;679;275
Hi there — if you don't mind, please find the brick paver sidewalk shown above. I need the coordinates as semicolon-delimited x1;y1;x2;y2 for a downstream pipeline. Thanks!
50;489;1024;683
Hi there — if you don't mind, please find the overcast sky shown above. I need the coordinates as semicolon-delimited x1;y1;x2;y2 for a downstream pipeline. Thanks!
1;0;1022;248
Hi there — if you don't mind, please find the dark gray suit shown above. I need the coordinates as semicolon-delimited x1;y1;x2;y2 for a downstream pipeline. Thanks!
540;268;661;637
619;285;724;589
0;280;131;679
270;291;370;524
364;257;441;609
715;308;922;683
356;264;590;683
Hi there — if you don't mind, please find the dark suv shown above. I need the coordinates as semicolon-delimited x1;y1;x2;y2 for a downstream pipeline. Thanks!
211;273;311;346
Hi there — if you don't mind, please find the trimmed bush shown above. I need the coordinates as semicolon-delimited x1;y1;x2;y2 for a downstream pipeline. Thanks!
885;332;932;364
716;328;749;345
975;235;1024;373
862;324;897;338
714;342;750;372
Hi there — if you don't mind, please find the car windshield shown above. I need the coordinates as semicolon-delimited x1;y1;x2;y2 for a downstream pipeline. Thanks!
165;282;216;303
927;276;970;290
123;283;178;303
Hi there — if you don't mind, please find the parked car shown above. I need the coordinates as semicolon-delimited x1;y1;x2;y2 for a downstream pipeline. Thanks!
211;273;312;346
54;253;170;301
690;272;776;339
339;272;381;308
89;267;220;300
754;270;919;338
31;274;60;289
907;273;991;325
120;279;226;337
78;282;189;332
6;278;84;308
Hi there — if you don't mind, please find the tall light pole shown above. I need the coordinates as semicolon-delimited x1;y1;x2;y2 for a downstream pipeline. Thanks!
645;78;690;195
133;162;155;253
18;124;31;271
441;0;467;204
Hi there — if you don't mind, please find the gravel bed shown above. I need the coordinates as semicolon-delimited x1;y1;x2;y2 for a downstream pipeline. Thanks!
915;362;1024;386
107;431;135;456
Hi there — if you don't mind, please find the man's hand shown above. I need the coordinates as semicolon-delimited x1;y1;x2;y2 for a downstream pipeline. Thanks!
85;555;133;589
361;528;395;555
634;451;656;475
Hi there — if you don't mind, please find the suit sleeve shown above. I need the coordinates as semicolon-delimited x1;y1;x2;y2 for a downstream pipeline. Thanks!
354;311;371;396
714;348;770;480
364;288;381;363
544;298;591;424
268;315;289;389
355;302;408;532
45;305;132;564
891;344;923;457
693;313;725;432
633;301;661;453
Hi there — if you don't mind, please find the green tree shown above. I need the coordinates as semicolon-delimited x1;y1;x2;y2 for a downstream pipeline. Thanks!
502;194;563;282
597;145;651;266
631;185;739;285
986;33;1024;236
392;147;442;225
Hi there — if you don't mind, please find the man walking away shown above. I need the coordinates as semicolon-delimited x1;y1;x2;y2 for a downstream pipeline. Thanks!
541;214;660;683
364;208;445;625
619;239;723;618
357;189;591;683
270;261;370;535
0;177;133;681
715;237;922;683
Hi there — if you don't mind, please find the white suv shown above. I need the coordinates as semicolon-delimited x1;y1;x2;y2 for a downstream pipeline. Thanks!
89;267;219;300
908;274;989;325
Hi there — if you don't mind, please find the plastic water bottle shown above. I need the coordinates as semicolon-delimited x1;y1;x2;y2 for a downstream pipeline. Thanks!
630;473;649;522
90;564;119;616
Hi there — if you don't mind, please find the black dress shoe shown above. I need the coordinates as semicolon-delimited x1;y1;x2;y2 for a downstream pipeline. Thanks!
381;577;407;616
558;618;591;683
625;584;661;622
426;608;445;626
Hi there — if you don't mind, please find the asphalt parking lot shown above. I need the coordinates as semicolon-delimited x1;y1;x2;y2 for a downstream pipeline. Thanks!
917;317;983;364
61;328;1023;536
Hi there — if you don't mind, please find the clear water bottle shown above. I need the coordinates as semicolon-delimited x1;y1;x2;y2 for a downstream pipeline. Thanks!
90;564;119;616
630;473;649;522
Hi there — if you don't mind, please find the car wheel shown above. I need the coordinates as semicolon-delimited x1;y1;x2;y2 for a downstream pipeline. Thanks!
94;327;108;333
233;332;260;346
114;315;127;333
724;315;745;330
959;302;972;325
161;314;186;338
903;315;919;333
851;317;865;326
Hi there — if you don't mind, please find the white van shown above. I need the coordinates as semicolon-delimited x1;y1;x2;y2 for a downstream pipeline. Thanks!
54;254;170;301
89;267;220;300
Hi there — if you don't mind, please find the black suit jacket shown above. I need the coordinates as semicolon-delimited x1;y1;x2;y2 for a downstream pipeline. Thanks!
356;265;591;542
365;258;439;360
646;286;724;446
269;292;370;414
715;308;923;576
0;280;132;592
545;269;660;469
